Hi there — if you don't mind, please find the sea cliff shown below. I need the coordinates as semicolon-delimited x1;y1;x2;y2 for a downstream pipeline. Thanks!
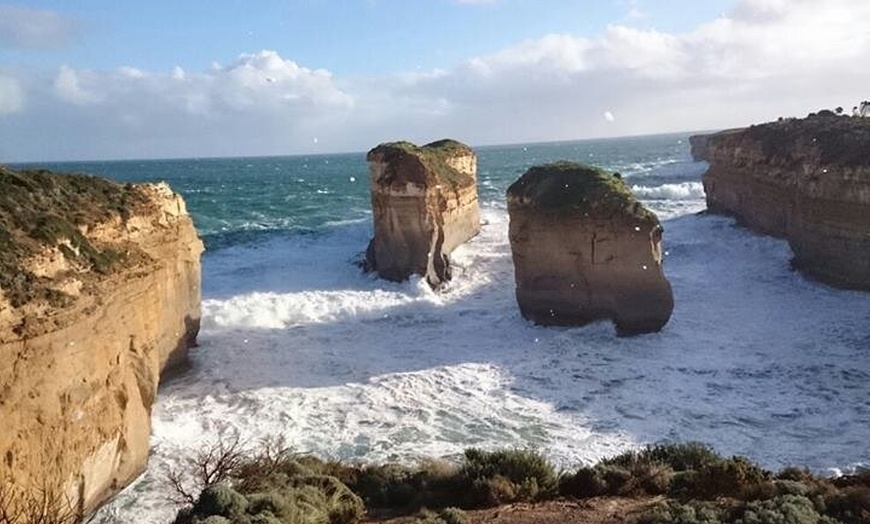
0;166;202;518
697;114;870;290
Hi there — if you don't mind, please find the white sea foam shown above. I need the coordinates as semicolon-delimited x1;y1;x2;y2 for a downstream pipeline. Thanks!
631;181;705;201
94;197;870;523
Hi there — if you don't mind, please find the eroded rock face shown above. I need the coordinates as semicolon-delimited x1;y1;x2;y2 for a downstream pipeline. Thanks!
507;161;673;335
0;166;202;518
365;139;480;287
700;114;870;290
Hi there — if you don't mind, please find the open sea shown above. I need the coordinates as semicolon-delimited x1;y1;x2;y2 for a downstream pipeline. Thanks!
15;133;870;523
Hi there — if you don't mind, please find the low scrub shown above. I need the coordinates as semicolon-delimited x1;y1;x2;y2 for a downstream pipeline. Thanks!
461;448;558;506
170;437;870;524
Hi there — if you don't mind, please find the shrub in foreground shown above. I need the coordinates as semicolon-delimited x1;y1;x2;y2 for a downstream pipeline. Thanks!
461;448;558;506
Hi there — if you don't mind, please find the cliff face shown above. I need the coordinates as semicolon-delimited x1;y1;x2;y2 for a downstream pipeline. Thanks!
365;139;480;287
507;162;673;335
0;166;202;517
700;115;870;290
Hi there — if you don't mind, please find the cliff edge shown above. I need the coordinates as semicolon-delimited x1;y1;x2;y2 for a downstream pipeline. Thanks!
365;139;480;287
699;114;870;290
0;166;203;518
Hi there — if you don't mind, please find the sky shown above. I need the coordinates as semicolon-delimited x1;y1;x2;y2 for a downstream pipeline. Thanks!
1;0;868;162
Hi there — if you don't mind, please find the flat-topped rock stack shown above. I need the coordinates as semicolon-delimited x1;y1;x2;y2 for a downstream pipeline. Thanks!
365;139;480;287
0;166;202;518
507;161;673;335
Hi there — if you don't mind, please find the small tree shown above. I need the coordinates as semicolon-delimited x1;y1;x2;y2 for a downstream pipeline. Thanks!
835;106;844;115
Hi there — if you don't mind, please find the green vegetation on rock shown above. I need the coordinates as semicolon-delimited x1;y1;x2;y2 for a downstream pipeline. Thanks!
742;113;870;167
0;165;148;308
506;160;656;220
366;139;475;190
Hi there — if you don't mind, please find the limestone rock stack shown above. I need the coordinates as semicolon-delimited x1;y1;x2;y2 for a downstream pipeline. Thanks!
699;114;870;290
507;161;673;335
365;139;480;287
0;166;202;518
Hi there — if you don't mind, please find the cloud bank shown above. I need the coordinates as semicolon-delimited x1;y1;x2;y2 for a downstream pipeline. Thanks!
0;5;78;50
1;0;869;161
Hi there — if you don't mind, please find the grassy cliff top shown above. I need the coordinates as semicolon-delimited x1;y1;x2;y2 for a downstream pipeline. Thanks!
507;161;656;220
713;113;870;167
366;139;476;189
0;165;150;308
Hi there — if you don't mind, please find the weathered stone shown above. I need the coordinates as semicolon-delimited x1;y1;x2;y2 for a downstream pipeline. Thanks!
0;166;202;518
365;139;480;287
699;114;870;290
507;161;673;335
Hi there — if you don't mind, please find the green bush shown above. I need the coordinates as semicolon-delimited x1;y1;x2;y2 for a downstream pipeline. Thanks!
559;466;607;498
735;495;839;524
173;477;364;524
461;448;557;506
640;500;725;524
823;485;870;524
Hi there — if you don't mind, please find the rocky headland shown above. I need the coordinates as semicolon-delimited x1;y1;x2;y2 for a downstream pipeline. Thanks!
0;166;202;518
696;114;870;290
364;139;480;287
506;161;673;335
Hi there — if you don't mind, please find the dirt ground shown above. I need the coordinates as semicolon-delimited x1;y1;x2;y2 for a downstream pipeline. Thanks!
368;496;663;524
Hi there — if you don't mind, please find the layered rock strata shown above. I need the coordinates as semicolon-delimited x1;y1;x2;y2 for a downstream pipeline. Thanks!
507;161;674;335
0;166;202;518
699;114;870;290
365;139;480;287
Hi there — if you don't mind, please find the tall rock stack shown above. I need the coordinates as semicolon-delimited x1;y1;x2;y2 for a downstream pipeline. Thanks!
0;166;202;518
698;113;870;290
365;139;480;287
507;161;674;335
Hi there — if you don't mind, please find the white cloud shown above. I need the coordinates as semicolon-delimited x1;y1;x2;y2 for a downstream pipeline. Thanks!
0;5;77;50
2;0;870;161
0;73;24;114
53;65;101;105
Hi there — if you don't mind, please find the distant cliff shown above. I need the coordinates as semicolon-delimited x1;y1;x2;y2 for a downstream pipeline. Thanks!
0;166;202;518
697;114;870;290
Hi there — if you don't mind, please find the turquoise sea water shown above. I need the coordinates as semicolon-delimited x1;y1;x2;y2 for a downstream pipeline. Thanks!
17;133;698;251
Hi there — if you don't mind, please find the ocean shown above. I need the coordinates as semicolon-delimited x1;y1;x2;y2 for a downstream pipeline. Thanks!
15;133;870;523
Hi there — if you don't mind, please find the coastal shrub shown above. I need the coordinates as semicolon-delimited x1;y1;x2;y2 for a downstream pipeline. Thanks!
669;455;770;500
0;479;79;524
336;460;463;511
559;466;608;498
734;495;839;524
823;485;870;524
461;448;557;506
640;500;725;524
173;477;364;524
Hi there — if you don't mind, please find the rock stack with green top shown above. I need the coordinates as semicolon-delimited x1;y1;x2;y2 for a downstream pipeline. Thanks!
507;161;673;335
365;139;480;287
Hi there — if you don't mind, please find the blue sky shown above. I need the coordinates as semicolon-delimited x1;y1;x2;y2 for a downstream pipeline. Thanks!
1;0;868;161
5;1;733;74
